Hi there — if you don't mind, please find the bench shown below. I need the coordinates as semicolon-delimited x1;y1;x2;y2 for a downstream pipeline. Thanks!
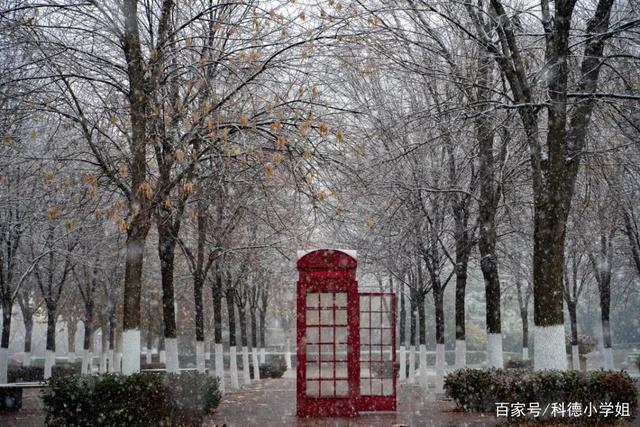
0;382;44;411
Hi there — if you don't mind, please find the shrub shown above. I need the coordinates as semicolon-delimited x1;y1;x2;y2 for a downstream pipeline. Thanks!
444;368;638;423
504;358;533;369
43;372;221;426
8;363;81;382
249;357;288;378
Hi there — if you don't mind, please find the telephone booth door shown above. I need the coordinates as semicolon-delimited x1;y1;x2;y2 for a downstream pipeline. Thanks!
357;293;397;411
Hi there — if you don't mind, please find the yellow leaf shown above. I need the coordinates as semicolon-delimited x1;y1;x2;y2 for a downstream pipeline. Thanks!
48;206;58;221
117;218;129;232
264;163;274;178
87;185;97;198
303;147;312;160
43;171;55;185
274;153;282;166
319;122;329;135
65;219;74;232
164;195;172;208
239;113;249;126
299;11;306;21
139;182;153;199
119;163;128;177
94;209;102;220
184;181;194;194
175;148;184;162
335;130;345;142
276;135;286;149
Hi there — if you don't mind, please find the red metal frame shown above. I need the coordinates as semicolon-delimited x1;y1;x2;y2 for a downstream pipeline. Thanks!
296;250;397;417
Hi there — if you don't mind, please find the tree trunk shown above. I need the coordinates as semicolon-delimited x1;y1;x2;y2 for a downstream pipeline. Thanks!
238;304;248;348
399;281;406;346
226;291;236;347
1;299;12;382
213;270;223;344
259;310;266;349
24;313;33;354
417;292;426;346
157;229;177;340
45;307;57;379
433;285;444;346
194;270;204;342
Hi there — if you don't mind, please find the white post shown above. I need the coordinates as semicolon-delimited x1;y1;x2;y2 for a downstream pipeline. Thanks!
196;340;205;373
214;342;225;393
122;329;141;374
165;338;179;373
23;352;31;367
419;344;427;389
604;347;614;370
252;347;260;380
229;346;240;389
108;350;115;372
399;346;406;382
455;340;466;369
44;350;55;379
533;325;568;370
81;349;91;374
260;347;266;364
145;346;152;364
522;347;529;360
285;338;292;370
205;340;211;361
571;345;580;370
159;350;166;363
408;345;416;384
66;351;74;365
435;343;445;393
0;347;8;384
113;352;122;373
487;333;504;368
99;350;108;373
242;346;251;385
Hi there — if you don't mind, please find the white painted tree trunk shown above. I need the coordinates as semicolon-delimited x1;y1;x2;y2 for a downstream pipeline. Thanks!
145;347;152;364
398;346;406;382
99;351;108;373
252;347;260;380
159;350;166;363
113;352;122;373
66;352;74;364
487;333;504;368
205;340;210;361
571;345;580;370
196;340;205;373
165;338;179;373
108;350;114;372
522;347;529;360
122;329;141;374
0;347;8;384
241;346;251;385
214;343;225;393
408;345;416;384
603;347;614;370
435;343;445;393
81;349;91;374
455;340;466;369
44;350;55;379
260;347;266;364
533;325;567;370
419;344;427;388
285;338;292;370
229;346;240;389
24;352;31;367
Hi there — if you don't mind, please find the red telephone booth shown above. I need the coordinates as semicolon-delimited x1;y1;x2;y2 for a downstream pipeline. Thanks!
296;249;396;417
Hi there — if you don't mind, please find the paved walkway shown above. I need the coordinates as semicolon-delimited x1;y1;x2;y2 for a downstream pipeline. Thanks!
205;378;499;427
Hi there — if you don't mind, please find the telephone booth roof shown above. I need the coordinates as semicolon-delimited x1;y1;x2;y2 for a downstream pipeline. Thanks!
296;249;357;272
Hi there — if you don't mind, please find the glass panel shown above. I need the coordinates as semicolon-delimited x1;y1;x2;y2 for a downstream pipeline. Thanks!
359;296;369;311
370;312;381;327
320;344;334;361
320;362;333;378
370;295;381;311
335;292;347;307
388;346;394;361
335;344;347;360
360;348;370;361
320;380;334;396
382;295;392;311
381;310;392;327
361;330;370;344
382;378;393;396
360;380;371;395
306;327;319;343
306;380;319;397
371;329;381;345
380;361;394;377
382;329;391;345
360;361;370;378
307;345;319;361
320;293;333;307
320;327;334;342
335;380;348;397
306;310;318;325
306;292;319;308
320;309;333;325
335;362;348;378
335;309;347;325
307;363;319;379
335;327;348;343
370;378;382;395
361;312;370;328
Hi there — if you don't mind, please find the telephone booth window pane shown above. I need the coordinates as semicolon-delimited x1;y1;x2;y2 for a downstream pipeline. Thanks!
335;309;347;325
371;296;381;311
306;310;319;325
320;362;333;378
320;309;333;325
382;310;392;327
370;312;381;327
360;350;370;361
335;344;347;360
307;363;319;379
371;379;382;395
320;327;333;342
306;380;319;397
306;292;319;308
320;344;333;360
361;312;370;327
336;362;348;378
320;380;334;396
335;380;348;396
382;329;391;345
359;296;369;311
306;327;319;343
335;327;347;343
361;380;371;395
371;329;381;345
383;379;393;395
320;293;333;307
307;345;319;361
335;292;347;307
